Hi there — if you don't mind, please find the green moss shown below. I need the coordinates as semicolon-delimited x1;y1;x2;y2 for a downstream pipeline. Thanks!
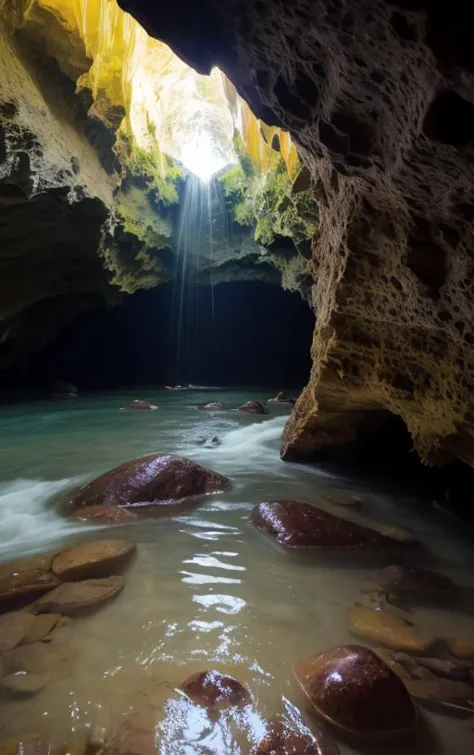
128;147;183;206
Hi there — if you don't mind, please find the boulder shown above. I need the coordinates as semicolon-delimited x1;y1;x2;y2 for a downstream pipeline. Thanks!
447;637;474;659
20;613;63;644
416;656;471;682
267;392;295;405
377;565;454;596
0;611;35;650
251;500;398;549
0;734;51;755
355;591;410;621
199;402;230;411
33;576;124;616
254;718;339;755
0;555;60;612
295;645;417;735
69;454;231;511
121;400;158;410
346;607;435;652
404;678;473;707
69;505;138;525
238;401;267;414
52;538;136;581
2;672;51;695
180;670;250;709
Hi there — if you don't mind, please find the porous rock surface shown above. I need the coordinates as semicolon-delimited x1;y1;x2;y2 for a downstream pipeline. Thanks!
119;0;474;466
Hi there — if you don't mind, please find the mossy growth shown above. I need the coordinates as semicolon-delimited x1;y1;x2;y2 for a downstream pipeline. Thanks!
128;147;184;206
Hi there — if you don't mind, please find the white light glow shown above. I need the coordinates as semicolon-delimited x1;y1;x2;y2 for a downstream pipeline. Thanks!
180;131;229;181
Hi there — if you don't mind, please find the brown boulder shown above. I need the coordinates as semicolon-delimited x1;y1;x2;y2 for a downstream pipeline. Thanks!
447;637;474;659
33;576;124;616
377;565;454;596
0;555;60;612
121;400;158;410
346;607;435;653
180;670;250;709
21;613;62;644
254;718;339;755
52;538;136;581
69;505;138;525
0;611;35;650
199;401;230;411
295;645;417;735
238;401;267;414
251;500;397;549
69;454;231;511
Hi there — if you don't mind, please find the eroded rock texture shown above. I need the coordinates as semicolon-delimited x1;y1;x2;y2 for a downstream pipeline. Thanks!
120;0;474;466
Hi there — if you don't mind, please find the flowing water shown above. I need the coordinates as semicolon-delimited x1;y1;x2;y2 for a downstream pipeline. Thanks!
0;390;474;753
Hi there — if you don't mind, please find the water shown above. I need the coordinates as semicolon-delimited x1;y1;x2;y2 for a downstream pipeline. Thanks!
0;390;473;753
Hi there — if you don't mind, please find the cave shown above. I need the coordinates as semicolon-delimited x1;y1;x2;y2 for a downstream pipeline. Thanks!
1;0;474;752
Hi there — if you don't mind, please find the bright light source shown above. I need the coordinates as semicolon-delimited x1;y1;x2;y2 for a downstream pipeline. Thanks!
180;131;229;181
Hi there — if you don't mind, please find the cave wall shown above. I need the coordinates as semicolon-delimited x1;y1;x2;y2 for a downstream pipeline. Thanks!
120;0;474;467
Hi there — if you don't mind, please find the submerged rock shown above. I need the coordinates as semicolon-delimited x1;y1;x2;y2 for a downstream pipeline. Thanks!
121;399;158;411
0;555;60;612
295;645;417;735
251;500;398;549
267;392;296;405
33;576;124;616
238;400;267;414
180;670;251;709
346;607;435;652
199;401;230;411
0;611;35;651
20;613;63;644
254;718;339;755
69;505;138;525
0;734;52;755
2;671;51;696
52;538;136;581
377;565;454;596
447;637;474;659
69;453;231;510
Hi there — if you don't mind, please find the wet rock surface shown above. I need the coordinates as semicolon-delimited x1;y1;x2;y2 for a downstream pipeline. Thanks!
199;402;230;411
447;637;474;659
103;711;159;755
69;505;138;525
2;671;51;696
251;500;399;549
0;556;60;612
238;401;267;415
51;538;136;581
121;400;158;410
33;576;124;616
377;565;454;596
0;733;52;755
346;606;435;652
324;493;360;507
0;611;35;650
69;454;231;510
254;718;339;754
295;645;417;734
21;614;63;644
180;670;251;709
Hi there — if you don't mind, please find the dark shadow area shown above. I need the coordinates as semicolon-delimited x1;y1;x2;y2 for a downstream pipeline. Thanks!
0;280;314;392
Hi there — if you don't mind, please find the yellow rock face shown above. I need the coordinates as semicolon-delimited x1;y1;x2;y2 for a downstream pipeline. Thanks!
346;607;435;653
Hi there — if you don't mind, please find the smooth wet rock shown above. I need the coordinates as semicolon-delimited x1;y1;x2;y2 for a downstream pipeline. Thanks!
103;711;158;755
324;493;360;507
2;671;51;695
69;505;138;525
267;392;295;405
295;645;417;734
238;400;267;414
0;555;60;612
0;734;51;755
377;565;454;596
52;538;136;581
346;607;435;652
355;591;410;621
448;637;474;659
254;718;339;755
180;670;251;709
0;611;35;650
70;454;231;510
356;520;415;543
121;399;158;410
199;401;230;411
251;500;398;549
404;677;473;706
21;613;63;644
33;576;124;616
416;656;471;682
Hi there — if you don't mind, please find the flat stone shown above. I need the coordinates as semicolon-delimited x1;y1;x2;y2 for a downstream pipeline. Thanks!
0;734;51;755
448;637;474;659
355;591;410;620
33;576;124;616
20;613;62;644
324;493;360;506
346;607;435;652
180;670;251;709
295;645;417;734
255;718;339;754
52;538;136;581
251;500;398;549
2;671;51;695
70;454;231;510
0;555;60;611
69;505;138;525
238;400;267;414
377;565;454;595
0;611;35;650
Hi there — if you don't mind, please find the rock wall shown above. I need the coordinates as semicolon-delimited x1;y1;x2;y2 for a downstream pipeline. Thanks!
120;0;474;467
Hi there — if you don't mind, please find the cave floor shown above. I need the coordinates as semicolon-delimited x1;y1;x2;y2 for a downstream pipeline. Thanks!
0;390;473;753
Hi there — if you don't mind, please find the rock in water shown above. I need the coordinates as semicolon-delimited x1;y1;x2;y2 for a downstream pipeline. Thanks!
377;565;454;596
346;607;435;652
20;614;62;644
69;505;138;525
0;555;60;612
295;645;417;735
447;637;474;659
199;402;230;411
180;670;251;709
238;401;267;414
251;500;398;549
33;576;124;616
254;718;339;754
69;454;231;510
52;538;136;581
121;400;158;410
2;672;51;695
103;711;159;755
0;734;52;754
0;612;35;650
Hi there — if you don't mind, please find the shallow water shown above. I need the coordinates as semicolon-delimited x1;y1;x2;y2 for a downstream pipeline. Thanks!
0;390;474;753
